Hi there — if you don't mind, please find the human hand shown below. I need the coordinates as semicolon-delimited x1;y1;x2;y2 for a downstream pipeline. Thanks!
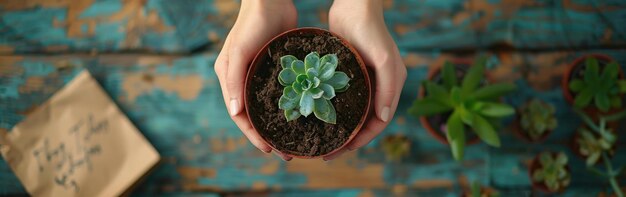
214;0;297;161
324;0;407;160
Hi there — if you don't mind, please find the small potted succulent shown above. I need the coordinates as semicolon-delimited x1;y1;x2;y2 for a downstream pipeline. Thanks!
381;135;411;162
573;110;624;197
408;58;516;160
562;54;626;116
514;99;557;142
245;28;372;158
529;152;571;193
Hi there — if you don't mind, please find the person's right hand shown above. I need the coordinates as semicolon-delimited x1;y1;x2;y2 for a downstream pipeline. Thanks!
214;0;297;161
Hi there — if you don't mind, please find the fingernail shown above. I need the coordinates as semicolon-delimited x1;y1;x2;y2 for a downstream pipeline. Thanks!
229;98;239;116
380;106;390;122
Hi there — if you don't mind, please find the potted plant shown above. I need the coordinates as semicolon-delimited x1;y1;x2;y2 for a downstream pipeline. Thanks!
573;109;625;197
244;28;372;159
562;54;626;116
408;57;516;160
514;99;557;142
529;152;571;193
381;134;411;162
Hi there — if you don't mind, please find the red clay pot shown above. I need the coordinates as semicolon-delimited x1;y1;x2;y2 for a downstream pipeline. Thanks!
569;125;618;166
528;152;571;194
418;58;484;145
561;54;624;118
244;27;372;159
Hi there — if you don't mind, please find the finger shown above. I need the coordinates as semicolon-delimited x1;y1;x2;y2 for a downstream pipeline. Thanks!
371;55;398;123
322;147;348;161
225;35;254;117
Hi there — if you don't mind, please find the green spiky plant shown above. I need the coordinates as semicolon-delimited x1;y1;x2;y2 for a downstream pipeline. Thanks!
576;109;624;197
519;99;557;141
569;57;626;112
576;127;616;166
408;58;516;160
532;152;571;192
278;52;350;124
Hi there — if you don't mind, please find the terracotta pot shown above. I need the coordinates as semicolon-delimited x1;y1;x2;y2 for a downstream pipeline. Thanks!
244;27;372;159
418;58;483;145
561;54;624;118
528;152;571;194
569;125;618;166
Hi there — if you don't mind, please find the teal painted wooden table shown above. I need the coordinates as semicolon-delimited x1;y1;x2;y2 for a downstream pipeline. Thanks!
1;0;626;196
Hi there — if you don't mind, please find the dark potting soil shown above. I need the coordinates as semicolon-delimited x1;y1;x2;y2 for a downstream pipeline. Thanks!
426;64;478;141
246;31;369;156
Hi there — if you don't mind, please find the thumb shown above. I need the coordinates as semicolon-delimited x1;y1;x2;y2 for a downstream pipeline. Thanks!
372;57;398;123
226;46;252;116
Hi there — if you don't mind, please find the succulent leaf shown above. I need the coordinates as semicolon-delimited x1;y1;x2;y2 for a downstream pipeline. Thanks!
281;55;298;69
305;52;320;71
569;57;623;111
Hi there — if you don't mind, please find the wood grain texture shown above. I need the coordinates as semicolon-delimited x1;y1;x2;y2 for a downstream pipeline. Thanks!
1;0;626;54
1;50;625;196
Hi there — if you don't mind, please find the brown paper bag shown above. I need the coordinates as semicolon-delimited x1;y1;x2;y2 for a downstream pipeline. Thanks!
0;71;160;196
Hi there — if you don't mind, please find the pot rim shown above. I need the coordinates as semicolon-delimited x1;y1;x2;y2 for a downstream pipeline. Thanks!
243;27;372;159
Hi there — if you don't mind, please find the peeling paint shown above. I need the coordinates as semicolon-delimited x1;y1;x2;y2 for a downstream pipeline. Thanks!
121;73;203;102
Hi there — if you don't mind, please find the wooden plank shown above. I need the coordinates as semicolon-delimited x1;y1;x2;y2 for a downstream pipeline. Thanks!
1;49;626;196
1;0;626;54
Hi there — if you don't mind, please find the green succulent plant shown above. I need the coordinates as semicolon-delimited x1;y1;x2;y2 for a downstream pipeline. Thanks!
576;109;625;197
569;57;626;112
576;127;616;166
532;152;571;192
519;99;557;140
278;52;350;124
408;58;516;160
381;135;411;162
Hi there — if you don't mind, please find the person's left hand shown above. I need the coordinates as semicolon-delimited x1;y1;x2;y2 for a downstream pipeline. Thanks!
323;0;407;160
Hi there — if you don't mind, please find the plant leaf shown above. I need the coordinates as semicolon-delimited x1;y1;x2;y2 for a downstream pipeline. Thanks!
446;111;465;161
292;82;303;94
569;79;585;92
461;57;486;95
305;52;320;71
285;109;301;121
280;55;297;69
442;61;457;90
278;95;299;110
299;91;314;117
424;81;451;106
408;98;453;117
319;83;336;99
595;94;610;112
319;54;338;68
584;57;599;83
336;84;350;93
610;96;622;108
279;68;297;85
479;102;515;117
306;68;318;78
292;60;306;74
459;106;475;126
309;87;324;99
469;83;516;100
574;88;594;108
450;87;462;106
326;71;350;90
319;62;337;81
313;99;336;124
471;115;501;147
283;86;299;99
602;62;620;80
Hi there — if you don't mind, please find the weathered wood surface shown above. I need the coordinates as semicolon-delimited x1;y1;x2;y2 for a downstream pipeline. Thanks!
1;50;625;196
1;0;626;54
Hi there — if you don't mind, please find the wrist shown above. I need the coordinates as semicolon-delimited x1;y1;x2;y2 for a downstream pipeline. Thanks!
331;0;382;16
